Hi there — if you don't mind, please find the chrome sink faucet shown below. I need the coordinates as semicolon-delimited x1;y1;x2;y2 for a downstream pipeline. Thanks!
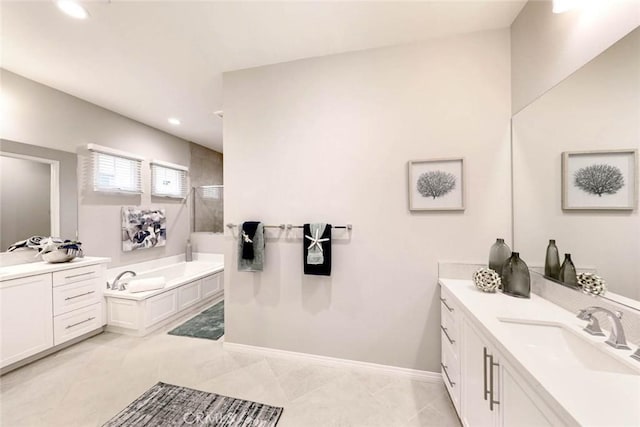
109;270;136;291
577;306;630;350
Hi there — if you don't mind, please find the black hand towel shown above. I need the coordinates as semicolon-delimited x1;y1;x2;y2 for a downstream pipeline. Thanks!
303;223;332;276
241;221;261;260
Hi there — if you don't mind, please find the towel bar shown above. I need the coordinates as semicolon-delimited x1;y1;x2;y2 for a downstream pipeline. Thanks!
226;223;352;230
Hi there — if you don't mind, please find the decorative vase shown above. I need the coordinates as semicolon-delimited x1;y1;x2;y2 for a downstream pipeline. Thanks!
501;252;531;298
489;238;511;276
559;254;578;287
544;240;560;280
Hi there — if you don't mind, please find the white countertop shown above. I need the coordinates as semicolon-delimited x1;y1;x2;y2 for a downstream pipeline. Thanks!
0;256;111;281
440;278;640;427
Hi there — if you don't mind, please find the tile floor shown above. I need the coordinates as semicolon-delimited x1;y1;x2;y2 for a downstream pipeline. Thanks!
0;315;460;427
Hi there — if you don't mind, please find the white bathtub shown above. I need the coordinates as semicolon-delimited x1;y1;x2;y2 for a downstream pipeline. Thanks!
103;253;223;335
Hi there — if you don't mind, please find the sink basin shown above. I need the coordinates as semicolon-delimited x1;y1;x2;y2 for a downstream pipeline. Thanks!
498;318;639;376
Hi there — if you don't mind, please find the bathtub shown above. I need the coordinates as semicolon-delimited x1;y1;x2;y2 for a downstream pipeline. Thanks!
103;253;224;336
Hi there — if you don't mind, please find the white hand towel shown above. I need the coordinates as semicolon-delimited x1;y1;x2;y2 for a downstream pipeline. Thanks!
127;277;166;293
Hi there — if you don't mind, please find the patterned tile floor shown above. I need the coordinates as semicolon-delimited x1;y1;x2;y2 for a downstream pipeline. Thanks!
0;314;460;427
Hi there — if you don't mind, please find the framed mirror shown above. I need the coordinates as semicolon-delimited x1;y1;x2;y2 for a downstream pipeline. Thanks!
0;139;78;260
512;28;639;307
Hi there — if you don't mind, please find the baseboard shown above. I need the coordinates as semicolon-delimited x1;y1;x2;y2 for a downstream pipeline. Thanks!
1;327;104;375
223;341;442;383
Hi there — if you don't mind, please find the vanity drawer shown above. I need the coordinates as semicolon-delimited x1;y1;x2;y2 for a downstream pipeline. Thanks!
441;335;460;408
440;287;459;323
53;303;102;346
53;278;101;316
441;312;459;354
52;264;103;287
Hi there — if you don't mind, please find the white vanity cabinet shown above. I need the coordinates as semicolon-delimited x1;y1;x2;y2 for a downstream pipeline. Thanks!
0;274;54;367
460;318;501;427
0;258;109;371
441;283;563;427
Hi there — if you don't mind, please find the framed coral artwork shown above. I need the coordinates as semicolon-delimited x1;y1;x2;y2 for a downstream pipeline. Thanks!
562;149;638;210
408;158;465;211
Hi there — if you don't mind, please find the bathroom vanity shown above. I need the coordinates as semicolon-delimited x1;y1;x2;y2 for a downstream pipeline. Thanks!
0;257;110;372
440;278;640;427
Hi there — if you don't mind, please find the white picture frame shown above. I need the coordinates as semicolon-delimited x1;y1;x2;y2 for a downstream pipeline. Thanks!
408;158;465;211
562;149;638;211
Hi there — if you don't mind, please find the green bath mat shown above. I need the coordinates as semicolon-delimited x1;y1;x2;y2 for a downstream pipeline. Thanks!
168;300;224;340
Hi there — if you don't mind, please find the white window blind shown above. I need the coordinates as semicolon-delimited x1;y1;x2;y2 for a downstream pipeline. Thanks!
88;145;143;194
200;185;223;200
151;161;188;198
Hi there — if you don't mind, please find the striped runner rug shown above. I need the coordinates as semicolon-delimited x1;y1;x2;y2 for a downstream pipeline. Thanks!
103;382;283;426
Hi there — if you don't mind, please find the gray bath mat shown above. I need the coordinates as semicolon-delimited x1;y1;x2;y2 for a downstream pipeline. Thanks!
168;300;224;340
103;382;283;427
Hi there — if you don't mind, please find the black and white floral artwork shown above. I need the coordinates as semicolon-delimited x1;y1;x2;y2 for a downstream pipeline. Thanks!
563;150;637;210
121;207;167;251
409;158;464;211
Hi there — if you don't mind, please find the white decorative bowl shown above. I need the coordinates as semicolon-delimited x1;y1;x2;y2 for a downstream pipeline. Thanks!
41;249;81;264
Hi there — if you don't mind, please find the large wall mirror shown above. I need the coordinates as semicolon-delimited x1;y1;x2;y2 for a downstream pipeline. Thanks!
0;140;78;261
512;27;639;306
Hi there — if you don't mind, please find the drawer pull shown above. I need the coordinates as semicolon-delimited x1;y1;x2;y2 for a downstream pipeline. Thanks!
489;354;500;411
441;325;456;344
64;291;95;301
483;347;489;401
65;317;96;329
441;363;456;387
440;297;454;312
64;271;95;280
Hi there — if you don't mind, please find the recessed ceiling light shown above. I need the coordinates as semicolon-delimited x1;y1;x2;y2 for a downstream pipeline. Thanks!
552;0;578;13
168;118;181;125
56;0;90;19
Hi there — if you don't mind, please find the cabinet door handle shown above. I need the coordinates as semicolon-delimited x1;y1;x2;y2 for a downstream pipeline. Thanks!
489;354;500;411
483;347;489;401
64;271;95;280
441;325;456;344
64;290;95;301
440;297;454;312
65;317;96;330
441;363;456;387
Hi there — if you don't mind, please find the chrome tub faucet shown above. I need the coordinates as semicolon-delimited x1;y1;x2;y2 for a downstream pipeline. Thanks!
577;306;630;350
108;270;137;291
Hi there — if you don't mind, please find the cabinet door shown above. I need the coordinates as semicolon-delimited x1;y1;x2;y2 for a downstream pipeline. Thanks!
462;318;499;427
501;364;556;427
0;274;54;368
202;273;222;299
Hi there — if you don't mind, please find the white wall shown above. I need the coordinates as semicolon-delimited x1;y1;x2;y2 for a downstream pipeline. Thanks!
513;28;640;300
223;29;511;372
1;70;192;267
511;0;640;113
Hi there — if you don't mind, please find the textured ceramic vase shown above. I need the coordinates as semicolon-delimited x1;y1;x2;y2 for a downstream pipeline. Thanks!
489;238;511;276
559;253;578;287
544;240;560;280
501;252;531;298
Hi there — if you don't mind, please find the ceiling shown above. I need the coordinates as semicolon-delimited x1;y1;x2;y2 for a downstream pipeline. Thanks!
1;1;526;152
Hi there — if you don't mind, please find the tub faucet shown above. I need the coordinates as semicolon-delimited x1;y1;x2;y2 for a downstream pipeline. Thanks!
577;306;630;350
110;270;136;291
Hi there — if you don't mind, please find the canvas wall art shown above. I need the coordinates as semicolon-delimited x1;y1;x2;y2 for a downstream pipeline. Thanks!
562;149;637;210
121;207;167;251
408;158;465;211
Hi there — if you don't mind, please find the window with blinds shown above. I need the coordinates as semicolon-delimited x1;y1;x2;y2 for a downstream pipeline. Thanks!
90;147;143;194
151;161;188;198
